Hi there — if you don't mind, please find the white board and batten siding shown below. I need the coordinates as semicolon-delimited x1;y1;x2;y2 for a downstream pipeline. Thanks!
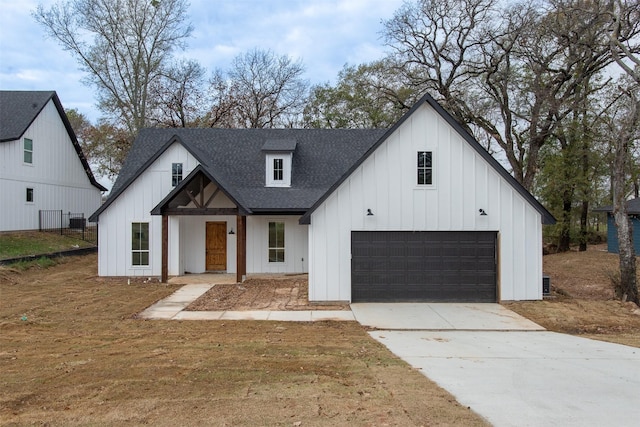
246;216;308;274
0;99;102;231
97;142;199;277
309;103;543;302
97;141;309;277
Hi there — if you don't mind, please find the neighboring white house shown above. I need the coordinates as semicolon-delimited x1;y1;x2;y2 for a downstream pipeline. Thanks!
90;93;555;303
0;91;106;231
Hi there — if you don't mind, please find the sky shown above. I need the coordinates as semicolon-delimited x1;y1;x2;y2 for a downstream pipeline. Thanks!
0;0;405;123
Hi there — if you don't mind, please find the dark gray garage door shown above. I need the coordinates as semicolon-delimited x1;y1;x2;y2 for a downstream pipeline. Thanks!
351;231;497;303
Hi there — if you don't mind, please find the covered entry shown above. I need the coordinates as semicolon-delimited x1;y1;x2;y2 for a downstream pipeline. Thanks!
206;222;227;271
351;231;497;303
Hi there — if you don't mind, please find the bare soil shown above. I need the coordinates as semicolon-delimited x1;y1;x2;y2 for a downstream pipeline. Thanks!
187;276;350;311
506;244;640;348
0;255;487;426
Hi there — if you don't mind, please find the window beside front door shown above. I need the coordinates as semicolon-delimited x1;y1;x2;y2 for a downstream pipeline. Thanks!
417;151;433;185
268;221;285;262
131;222;149;266
172;163;183;187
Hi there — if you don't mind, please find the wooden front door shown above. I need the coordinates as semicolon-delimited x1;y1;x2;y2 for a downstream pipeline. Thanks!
206;222;227;271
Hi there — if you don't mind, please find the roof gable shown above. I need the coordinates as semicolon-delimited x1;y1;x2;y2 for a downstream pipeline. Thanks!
299;93;556;225
0;91;53;142
0;90;107;192
150;165;249;215
90;134;236;221
92;128;385;221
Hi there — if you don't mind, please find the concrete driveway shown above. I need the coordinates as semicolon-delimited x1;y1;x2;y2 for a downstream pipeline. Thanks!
354;304;640;427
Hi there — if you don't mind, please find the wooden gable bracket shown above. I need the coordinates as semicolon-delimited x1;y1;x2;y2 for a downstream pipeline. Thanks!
185;188;201;208
183;175;222;209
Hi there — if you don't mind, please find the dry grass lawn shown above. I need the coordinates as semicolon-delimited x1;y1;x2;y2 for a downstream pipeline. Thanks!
0;254;487;426
506;244;640;348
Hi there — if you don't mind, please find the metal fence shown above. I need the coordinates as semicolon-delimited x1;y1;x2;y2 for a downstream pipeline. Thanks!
39;210;97;244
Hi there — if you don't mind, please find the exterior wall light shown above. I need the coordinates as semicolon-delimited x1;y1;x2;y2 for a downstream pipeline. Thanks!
479;209;488;216
367;209;374;216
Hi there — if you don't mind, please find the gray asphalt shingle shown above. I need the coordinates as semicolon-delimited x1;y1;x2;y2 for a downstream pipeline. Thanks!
105;128;386;214
0;91;56;142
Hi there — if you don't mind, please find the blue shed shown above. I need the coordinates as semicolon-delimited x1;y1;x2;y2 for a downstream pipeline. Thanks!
594;198;640;254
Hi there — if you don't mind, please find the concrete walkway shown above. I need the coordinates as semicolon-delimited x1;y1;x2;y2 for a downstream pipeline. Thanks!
138;283;355;322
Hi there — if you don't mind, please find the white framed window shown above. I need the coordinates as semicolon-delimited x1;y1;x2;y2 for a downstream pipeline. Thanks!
265;153;291;187
131;222;149;266
417;151;433;186
26;188;34;203
172;163;183;187
24;138;33;164
273;158;283;181
268;221;285;263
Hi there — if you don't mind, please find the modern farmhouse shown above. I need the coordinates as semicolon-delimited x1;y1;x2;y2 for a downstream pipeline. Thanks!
0;91;106;231
90;93;555;303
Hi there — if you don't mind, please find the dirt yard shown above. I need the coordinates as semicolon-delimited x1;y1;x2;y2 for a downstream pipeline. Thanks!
187;276;350;311
506;244;640;348
0;255;487;426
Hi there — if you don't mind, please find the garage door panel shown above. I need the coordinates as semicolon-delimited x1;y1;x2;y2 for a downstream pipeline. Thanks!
352;231;497;302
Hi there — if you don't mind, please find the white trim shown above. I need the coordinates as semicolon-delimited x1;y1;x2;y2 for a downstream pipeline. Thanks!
265;153;292;187
131;221;151;268
267;220;286;264
415;149;436;189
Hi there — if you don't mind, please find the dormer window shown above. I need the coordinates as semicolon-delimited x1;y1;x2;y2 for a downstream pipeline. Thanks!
265;154;291;187
262;139;297;187
273;158;284;181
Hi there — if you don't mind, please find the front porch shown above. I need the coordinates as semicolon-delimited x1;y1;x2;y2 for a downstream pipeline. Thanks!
152;166;308;283
151;166;249;283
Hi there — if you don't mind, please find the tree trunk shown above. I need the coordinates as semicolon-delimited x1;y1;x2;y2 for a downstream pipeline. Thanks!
613;208;638;303
558;195;573;252
579;200;588;252
612;119;639;305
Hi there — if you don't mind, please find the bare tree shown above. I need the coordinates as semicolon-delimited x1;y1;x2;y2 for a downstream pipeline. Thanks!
383;0;640;194
34;0;193;135
207;48;309;129
607;0;640;305
383;0;496;134
149;59;207;128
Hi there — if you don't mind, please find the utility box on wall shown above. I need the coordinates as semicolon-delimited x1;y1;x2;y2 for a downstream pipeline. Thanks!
543;275;551;296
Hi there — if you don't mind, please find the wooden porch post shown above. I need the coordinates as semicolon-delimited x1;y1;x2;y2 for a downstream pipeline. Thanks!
236;215;246;283
161;214;168;283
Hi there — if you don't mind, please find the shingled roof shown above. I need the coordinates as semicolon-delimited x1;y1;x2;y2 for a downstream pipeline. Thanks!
0;90;107;191
90;128;386;221
593;198;640;214
90;94;556;225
